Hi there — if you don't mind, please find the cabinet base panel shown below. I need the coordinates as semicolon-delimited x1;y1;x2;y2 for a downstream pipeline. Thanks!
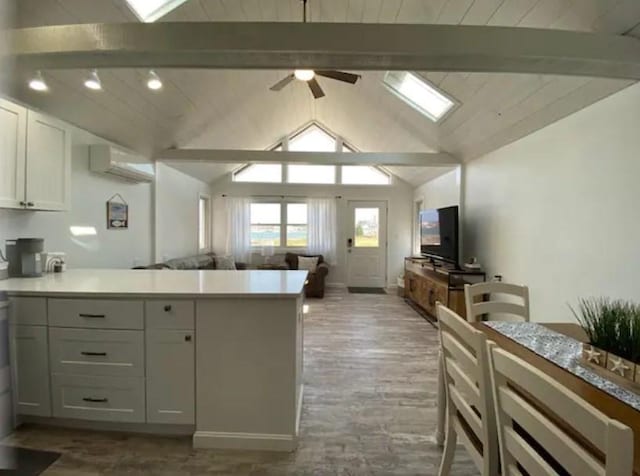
17;415;195;436
193;431;297;452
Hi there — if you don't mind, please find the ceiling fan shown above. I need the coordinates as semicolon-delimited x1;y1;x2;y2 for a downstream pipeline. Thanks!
269;0;361;99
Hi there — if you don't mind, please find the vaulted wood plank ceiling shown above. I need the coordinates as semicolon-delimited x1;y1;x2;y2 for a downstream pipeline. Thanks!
5;0;640;185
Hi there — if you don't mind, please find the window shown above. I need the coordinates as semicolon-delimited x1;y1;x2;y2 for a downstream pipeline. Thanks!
198;195;211;251
288;124;337;152
250;202;308;248
383;71;456;122
341;166;391;185
354;208;380;247
287;165;336;184
125;0;189;22
234;164;282;183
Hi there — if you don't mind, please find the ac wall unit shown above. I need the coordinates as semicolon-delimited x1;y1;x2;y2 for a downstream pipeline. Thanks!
89;145;155;183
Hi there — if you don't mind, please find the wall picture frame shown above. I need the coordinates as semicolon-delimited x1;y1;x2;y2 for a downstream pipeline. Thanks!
107;193;128;229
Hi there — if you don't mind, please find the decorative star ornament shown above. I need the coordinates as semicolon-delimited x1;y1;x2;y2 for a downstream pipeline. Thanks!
584;346;601;364
610;357;631;376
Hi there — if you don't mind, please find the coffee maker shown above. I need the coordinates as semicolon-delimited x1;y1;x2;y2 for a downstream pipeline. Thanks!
6;238;44;277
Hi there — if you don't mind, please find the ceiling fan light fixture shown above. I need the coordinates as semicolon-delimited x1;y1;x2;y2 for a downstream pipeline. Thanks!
147;70;163;90
84;70;102;90
29;71;48;91
294;69;315;82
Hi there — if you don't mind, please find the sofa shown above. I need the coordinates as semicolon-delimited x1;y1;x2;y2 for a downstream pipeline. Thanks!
284;253;329;298
134;252;247;270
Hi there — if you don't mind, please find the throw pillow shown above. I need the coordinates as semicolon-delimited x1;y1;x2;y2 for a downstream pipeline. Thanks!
215;255;237;270
298;256;319;273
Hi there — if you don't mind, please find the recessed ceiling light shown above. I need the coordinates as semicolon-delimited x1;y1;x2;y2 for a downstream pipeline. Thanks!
125;0;189;22
294;69;315;82
147;70;163;90
84;70;102;90
28;71;48;91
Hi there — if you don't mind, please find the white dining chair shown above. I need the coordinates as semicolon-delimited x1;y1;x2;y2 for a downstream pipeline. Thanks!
486;341;634;476
436;303;499;476
465;282;530;323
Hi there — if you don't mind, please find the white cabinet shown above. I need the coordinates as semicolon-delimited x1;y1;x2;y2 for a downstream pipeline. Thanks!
10;325;51;417
0;98;70;211
25;110;71;211
146;329;194;424
0;98;26;209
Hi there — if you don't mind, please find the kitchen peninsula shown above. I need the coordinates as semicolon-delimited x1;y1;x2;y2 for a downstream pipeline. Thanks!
0;269;308;451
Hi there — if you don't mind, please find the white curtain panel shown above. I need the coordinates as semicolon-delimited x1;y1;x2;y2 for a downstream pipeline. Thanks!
307;198;337;265
222;197;251;263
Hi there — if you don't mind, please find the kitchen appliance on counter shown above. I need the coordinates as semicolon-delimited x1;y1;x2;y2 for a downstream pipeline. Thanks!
41;252;66;273
6;238;44;277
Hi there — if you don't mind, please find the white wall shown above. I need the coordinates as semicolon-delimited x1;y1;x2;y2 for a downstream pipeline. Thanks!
0;127;154;269
154;162;210;262
414;168;460;210
210;175;414;286
464;83;640;323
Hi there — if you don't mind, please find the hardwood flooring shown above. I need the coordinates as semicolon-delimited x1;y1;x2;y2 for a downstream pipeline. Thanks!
2;288;477;475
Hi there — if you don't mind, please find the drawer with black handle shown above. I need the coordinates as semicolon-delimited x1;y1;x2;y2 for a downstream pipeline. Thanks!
51;373;145;423
48;299;143;330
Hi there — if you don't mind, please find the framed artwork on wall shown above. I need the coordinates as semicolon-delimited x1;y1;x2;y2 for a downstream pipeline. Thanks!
107;193;128;229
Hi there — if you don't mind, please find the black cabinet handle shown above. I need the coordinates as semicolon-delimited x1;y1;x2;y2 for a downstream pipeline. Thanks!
79;313;106;318
27;202;34;207
164;305;172;312
81;351;107;356
82;397;108;403
19;201;26;206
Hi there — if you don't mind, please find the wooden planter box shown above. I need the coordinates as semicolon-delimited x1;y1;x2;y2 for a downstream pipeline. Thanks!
581;343;638;385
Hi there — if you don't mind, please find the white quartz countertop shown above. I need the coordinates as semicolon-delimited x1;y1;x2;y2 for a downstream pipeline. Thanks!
0;269;308;298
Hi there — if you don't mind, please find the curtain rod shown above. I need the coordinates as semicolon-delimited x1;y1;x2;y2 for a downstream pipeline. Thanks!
221;194;342;199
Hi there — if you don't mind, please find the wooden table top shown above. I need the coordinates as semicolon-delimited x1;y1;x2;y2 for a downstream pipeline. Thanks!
475;322;640;475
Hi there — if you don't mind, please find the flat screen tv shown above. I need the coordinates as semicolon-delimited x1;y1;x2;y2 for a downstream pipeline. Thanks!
420;206;459;265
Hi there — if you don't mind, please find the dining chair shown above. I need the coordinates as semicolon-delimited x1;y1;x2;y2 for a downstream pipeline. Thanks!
436;303;499;476
464;282;530;323
486;341;634;476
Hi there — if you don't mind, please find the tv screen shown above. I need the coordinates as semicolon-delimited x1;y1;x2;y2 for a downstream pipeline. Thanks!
420;206;459;264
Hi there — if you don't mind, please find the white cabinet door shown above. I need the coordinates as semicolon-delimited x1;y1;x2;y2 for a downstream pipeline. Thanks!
10;325;51;417
25;110;71;211
0;98;27;209
146;329;194;424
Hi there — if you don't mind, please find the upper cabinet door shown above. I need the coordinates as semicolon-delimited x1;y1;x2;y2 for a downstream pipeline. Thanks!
0;98;27;209
25;111;71;211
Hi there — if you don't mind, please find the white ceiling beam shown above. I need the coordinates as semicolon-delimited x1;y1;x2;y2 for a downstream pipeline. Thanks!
155;149;460;167
3;23;640;79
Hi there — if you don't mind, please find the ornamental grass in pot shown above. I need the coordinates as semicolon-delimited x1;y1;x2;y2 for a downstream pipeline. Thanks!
570;297;640;382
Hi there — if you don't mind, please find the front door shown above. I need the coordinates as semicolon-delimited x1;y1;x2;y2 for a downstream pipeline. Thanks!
346;201;387;288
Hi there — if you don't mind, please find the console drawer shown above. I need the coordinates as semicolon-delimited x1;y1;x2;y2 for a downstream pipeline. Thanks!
49;328;144;377
145;300;194;330
51;374;145;423
48;299;143;330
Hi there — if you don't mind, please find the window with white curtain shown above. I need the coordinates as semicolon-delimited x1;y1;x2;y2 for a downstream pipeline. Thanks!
250;202;308;248
198;194;211;251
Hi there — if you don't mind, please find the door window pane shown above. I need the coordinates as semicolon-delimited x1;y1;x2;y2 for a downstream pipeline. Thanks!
251;203;281;246
354;208;379;247
286;203;308;247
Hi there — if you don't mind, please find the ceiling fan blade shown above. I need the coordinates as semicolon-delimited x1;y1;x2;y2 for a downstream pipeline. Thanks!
269;74;295;91
315;70;361;84
307;78;325;99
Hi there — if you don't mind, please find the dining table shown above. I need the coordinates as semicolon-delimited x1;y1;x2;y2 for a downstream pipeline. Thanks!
435;321;640;476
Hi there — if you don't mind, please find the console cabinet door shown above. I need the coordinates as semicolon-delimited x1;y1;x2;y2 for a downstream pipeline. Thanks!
10;325;51;416
25;110;71;211
0;98;27;209
146;329;194;424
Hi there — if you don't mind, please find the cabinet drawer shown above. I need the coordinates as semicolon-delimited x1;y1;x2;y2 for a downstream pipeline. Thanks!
145;300;194;330
49;328;144;377
10;297;47;325
51;374;144;423
48;299;143;329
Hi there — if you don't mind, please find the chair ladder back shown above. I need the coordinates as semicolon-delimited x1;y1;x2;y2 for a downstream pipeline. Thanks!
465;282;530;323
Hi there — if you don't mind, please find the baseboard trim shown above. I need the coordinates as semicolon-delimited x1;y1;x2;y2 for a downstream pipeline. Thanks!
193;430;297;452
326;282;346;288
18;415;195;436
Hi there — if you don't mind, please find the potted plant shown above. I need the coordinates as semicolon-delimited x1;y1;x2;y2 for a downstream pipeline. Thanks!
570;297;640;383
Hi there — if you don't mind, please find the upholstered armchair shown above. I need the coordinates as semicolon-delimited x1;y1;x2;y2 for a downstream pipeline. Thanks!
284;253;330;298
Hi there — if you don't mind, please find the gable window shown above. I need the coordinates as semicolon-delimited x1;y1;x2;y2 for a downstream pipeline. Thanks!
383;72;456;122
341;166;391;185
234;163;282;183
287;165;336;184
250;202;308;248
288;124;338;152
125;0;189;22
198;194;211;251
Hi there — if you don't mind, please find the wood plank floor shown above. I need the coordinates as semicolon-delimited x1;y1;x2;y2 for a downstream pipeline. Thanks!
2;288;477;475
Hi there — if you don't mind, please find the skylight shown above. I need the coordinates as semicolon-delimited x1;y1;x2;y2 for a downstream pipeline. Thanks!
383;72;456;122
125;0;189;22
